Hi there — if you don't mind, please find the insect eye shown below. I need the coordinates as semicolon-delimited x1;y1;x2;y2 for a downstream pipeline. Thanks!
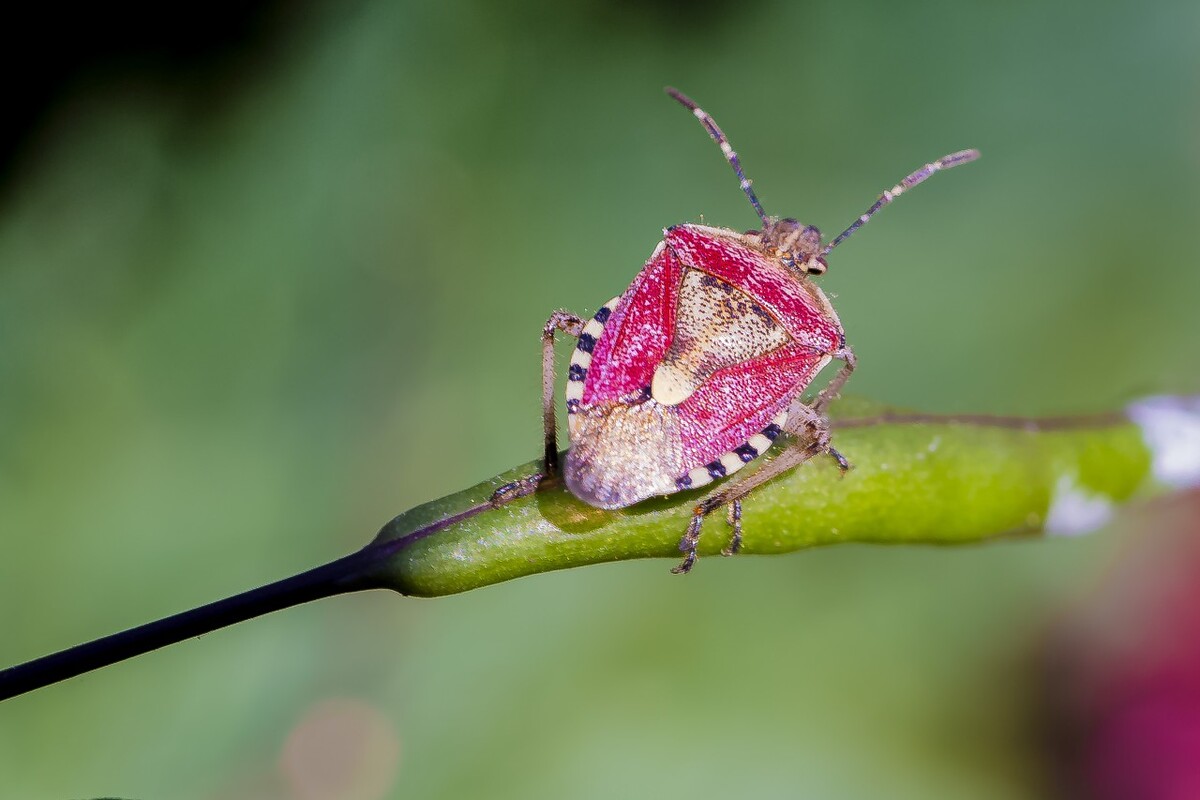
807;257;828;276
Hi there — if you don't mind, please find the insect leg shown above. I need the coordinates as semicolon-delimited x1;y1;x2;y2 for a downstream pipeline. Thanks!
488;310;583;510
542;311;585;475
721;499;743;557
786;397;851;474
672;434;827;574
671;513;705;575
811;347;856;416
488;474;543;508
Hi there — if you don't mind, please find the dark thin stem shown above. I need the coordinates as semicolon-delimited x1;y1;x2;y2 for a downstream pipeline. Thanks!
0;547;386;702
0;507;498;703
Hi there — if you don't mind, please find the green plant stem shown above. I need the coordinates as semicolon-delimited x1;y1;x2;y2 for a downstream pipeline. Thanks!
368;401;1157;595
0;399;1174;701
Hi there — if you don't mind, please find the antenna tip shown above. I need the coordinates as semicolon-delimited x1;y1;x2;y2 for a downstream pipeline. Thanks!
664;87;697;111
946;149;981;167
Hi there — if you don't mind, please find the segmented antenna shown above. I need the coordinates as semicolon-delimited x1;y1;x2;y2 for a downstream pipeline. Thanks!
666;87;770;227
822;149;980;256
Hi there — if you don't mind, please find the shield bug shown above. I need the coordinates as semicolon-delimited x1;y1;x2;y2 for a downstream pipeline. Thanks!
495;88;978;573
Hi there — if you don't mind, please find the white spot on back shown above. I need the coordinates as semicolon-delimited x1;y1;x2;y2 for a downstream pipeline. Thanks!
651;362;693;407
1127;395;1200;489
1045;474;1115;537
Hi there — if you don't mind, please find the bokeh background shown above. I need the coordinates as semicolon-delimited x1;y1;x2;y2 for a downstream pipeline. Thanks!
3;0;1200;797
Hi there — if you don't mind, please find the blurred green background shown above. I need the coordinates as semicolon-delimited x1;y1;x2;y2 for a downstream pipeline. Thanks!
2;0;1199;797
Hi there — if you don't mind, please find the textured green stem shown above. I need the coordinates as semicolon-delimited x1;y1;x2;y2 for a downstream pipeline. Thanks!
367;398;1172;597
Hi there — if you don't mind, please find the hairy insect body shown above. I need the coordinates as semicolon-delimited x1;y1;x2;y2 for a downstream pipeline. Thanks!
496;88;978;573
564;224;841;510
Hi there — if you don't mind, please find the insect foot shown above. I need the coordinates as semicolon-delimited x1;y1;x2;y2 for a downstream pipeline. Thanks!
667;422;852;574
789;403;850;476
672;494;747;573
828;446;851;475
671;513;706;575
489;473;546;509
813;420;852;476
804;421;851;477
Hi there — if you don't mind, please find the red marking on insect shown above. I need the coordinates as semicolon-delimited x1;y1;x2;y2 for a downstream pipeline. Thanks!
503;88;979;573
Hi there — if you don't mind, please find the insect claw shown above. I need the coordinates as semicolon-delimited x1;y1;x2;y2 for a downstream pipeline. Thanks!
489;474;545;508
828;446;851;475
670;553;695;575
672;513;705;573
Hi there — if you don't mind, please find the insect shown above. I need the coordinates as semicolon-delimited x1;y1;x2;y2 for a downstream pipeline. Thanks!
495;88;979;573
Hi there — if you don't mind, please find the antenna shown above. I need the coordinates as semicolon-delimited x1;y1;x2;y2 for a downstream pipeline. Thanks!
822;149;980;256
666;87;770;227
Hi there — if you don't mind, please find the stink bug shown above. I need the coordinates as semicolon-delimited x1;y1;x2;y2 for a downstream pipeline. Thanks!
495;88;978;573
